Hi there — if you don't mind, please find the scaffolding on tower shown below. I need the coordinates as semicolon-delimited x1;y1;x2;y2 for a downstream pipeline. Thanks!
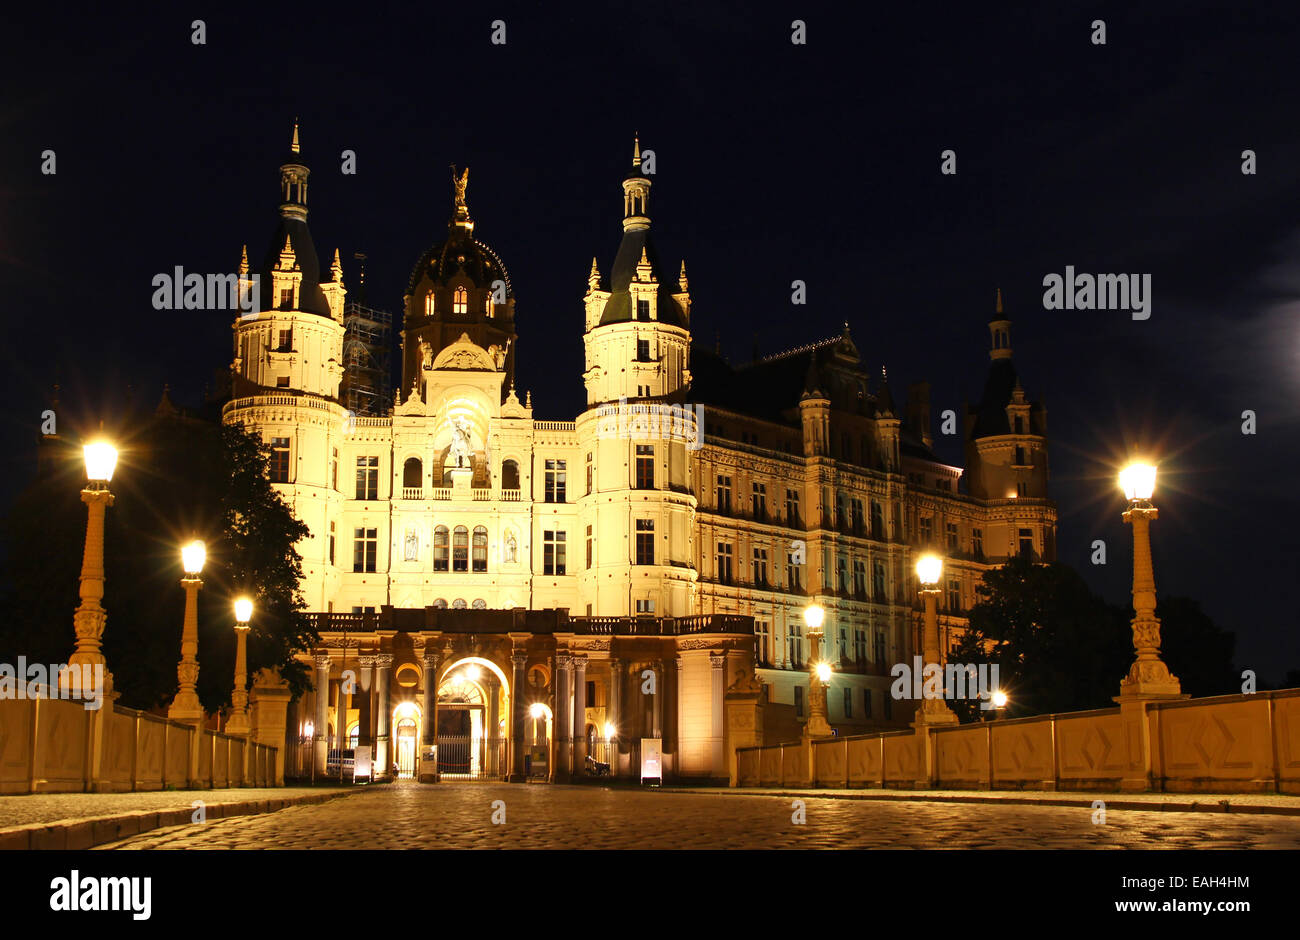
341;300;392;417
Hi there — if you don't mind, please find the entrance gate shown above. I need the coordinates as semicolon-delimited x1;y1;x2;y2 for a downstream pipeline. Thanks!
436;705;506;779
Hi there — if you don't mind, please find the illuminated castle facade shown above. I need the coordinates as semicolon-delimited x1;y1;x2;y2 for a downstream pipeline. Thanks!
223;128;1056;782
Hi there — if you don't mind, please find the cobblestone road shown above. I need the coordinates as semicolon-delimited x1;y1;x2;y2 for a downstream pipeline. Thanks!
99;781;1300;849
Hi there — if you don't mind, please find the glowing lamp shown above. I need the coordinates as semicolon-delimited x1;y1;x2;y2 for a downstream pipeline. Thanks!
529;702;545;719
1120;463;1157;502
916;553;943;586
234;596;254;625
815;663;833;683
802;604;825;632
991;690;1009;709
83;441;118;483
604;722;616;740
181;539;206;575
464;665;482;681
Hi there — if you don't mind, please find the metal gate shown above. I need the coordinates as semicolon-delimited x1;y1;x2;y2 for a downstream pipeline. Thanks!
436;735;508;780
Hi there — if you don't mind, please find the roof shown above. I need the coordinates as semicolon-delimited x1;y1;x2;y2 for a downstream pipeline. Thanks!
406;223;513;298
257;215;332;317
597;227;686;327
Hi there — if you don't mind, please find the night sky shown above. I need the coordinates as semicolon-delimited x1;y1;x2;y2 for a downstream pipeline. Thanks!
4;3;1298;679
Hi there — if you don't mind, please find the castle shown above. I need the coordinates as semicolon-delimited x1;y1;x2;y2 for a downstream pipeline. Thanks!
222;126;1056;782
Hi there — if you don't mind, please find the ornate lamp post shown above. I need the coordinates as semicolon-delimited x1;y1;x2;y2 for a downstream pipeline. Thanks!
167;540;206;723
802;604;834;737
61;440;119;696
1116;463;1182;699
226;596;254;736
913;553;957;725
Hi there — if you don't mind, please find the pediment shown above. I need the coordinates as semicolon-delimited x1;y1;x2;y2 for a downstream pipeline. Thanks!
432;333;496;371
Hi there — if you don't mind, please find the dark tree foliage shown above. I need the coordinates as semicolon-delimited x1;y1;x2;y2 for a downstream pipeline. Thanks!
946;554;1237;721
0;414;316;711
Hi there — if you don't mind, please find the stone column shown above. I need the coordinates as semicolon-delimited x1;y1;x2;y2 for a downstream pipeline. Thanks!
357;655;375;750
63;486;115;696
555;652;572;782
710;652;726;779
572;655;588;773
167;576;204;723
375;653;392;779
420;647;440;782
651;661;663;739
509;650;527;782
488;676;502;776
674;656;684;777
313;652;330;777
249;668;291;786
609;658;625;776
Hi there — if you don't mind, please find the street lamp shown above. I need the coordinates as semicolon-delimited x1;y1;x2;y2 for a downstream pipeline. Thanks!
802;603;833;737
168;539;206;723
913;553;957;725
1116;462;1182;699
226;596;254;736
61;439;119;696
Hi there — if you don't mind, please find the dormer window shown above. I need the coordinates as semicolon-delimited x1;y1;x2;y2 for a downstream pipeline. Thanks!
279;287;294;309
424;293;434;316
453;287;468;315
636;298;651;321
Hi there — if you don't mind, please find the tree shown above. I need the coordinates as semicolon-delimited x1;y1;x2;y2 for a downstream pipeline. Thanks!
0;409;316;711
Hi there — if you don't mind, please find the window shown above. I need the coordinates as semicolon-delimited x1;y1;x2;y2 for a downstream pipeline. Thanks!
871;500;884;539
452;598;467;609
863;688;873;718
472;598;487;609
852;498;864;533
946;521;959;551
794;685;804;717
453;526;469;572
751;482;767;520
586;452;593;495
269;437;290;482
453;286;468;314
1019;528;1034;558
873;630;886;667
854;629;867;664
424;293;434;315
636;338;651;361
351;606;377;615
716;475;732;513
403;457;422;490
1015;445;1026;466
353;528;377;573
946;577;961;612
586;525;593;569
843;687;853;719
873;561;887;600
279;287;294;309
543;530;567;575
501;459;520;490
752;547;769;587
276;328;292;351
716;542;734;584
788;623;803;668
276;375;290;388
636;298;650;321
472;526;488;572
1014;415;1025;434
328;521;335;566
355;456;378;500
853;559;867;596
1018;481;1029;498
544;459;567;503
635;519;655;565
972;528;984;559
635;445;655;489
433;526;449;572
786;548;801;590
837;556;848;593
836;493;848;529
330;448;338;491
755;620;771;667
635;598;656;614
785;488;800;525
918;516;933;544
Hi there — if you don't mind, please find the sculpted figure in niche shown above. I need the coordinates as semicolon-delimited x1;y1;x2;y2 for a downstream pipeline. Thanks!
419;338;433;370
448;416;472;468
504;530;517;563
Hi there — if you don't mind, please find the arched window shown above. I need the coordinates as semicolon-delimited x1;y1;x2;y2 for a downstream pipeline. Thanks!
433;598;448;609
472;526;488;572
424;292;434;316
501;459;520;491
433;526;449;572
453;526;469;572
472;598;487;609
452;598;467;609
403;457;422;490
453;286;468;315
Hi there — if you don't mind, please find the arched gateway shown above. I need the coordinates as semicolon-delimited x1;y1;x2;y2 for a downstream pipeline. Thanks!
286;607;755;784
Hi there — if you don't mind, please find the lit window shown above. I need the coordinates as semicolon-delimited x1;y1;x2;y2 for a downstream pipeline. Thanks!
635;519;655;566
453;286;468;314
269;437;290;482
543;530;567;576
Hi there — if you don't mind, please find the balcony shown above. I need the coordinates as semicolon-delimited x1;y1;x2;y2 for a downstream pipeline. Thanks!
401;487;423;500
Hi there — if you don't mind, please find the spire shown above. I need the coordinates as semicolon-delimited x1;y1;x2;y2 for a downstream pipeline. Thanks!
278;119;309;220
277;234;297;270
633;133;642;168
291;118;300;155
635;246;655;282
330;248;343;283
622;135;652;232
877;366;895;415
238;245;249;279
678;259;688;291
588;257;601;291
989;287;1012;361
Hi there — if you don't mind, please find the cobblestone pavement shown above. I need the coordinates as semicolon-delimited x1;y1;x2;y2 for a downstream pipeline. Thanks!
0;786;347;830
100;781;1300;849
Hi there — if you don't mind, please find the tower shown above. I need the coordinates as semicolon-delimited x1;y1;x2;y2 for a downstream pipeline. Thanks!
576;139;698;616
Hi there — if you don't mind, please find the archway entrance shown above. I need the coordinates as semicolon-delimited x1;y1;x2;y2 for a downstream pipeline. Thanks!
438;659;508;780
392;701;423;779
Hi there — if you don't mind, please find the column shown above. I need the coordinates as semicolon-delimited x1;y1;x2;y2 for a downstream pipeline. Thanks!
420;647;440;782
488;676;502;776
710;652;726;779
555;652;572;782
572;655;588;774
357;655;375;750
610;658;625;776
313;652;330;777
651;661;663;739
375;653;392;779
509;650;527;782
674;656;684;776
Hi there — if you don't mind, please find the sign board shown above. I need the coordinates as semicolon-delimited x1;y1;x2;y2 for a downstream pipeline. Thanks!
354;746;372;782
528;745;549;778
640;737;662;785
